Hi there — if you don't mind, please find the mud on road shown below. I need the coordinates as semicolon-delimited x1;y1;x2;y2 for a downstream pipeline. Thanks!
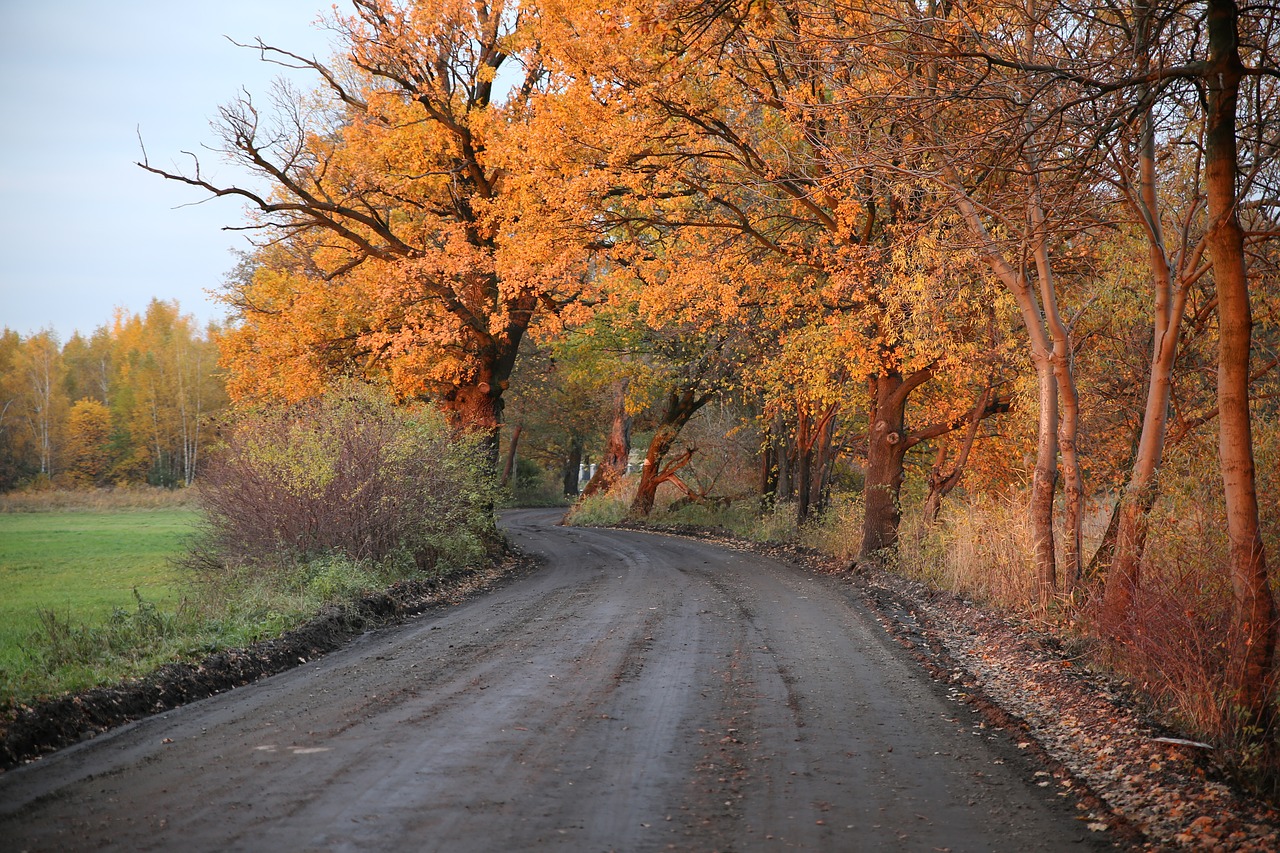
1;509;1111;851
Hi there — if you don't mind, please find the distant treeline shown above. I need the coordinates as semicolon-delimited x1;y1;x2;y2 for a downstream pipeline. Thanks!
0;299;226;490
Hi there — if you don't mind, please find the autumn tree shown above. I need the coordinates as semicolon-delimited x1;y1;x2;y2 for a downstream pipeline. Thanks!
557;262;741;519
942;0;1279;729
752;319;854;523
1199;0;1277;727
62;327;115;407
63;399;113;487
531;0;1011;552
0;330;29;488
0;306;226;491
142;0;593;450
626;336;727;520
837;0;1098;601
11;331;67;480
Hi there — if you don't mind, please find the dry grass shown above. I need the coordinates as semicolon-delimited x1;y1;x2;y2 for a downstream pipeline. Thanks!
897;495;1042;609
897;475;1280;778
1097;486;1275;747
0;487;195;513
797;496;863;564
564;476;638;525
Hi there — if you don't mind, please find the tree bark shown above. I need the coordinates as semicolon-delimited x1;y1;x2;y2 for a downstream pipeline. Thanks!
811;410;838;517
501;423;523;487
1029;356;1060;609
562;437;583;497
857;365;933;565
437;323;525;470
583;379;632;498
1204;0;1276;729
629;387;711;519
796;409;813;524
922;387;991;522
440;376;505;466
775;412;794;502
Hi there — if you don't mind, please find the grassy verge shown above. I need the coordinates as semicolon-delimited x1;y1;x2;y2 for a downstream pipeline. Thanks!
0;507;465;710
4;394;505;756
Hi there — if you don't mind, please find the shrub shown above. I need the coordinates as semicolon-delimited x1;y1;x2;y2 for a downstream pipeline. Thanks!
1095;450;1278;766
191;383;499;582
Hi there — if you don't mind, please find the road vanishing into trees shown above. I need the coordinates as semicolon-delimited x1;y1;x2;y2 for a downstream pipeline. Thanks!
1;509;1108;852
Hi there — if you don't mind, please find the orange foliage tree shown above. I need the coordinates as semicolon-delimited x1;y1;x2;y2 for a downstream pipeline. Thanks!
63;399;113;487
141;0;594;446
531;0;1010;553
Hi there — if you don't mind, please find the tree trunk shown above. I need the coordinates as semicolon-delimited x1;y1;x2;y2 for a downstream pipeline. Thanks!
562;437;583;497
628;388;711;519
857;371;915;565
811;411;838;517
1055;344;1083;593
950;176;1061;609
796;409;813;524
775;412;794;502
759;426;779;509
1101;1;1191;628
630;425;683;519
440;372;507;467
501;423;523;487
1204;0;1276;729
922;386;991;522
582;379;632;497
922;441;950;524
1026;142;1081;597
437;324;524;471
1029;356;1059;609
1102;321;1179;627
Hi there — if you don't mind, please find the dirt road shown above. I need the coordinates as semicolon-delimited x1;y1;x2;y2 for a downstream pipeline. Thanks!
1;509;1109;851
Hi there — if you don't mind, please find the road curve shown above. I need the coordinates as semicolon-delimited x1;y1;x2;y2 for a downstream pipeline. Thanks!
1;509;1107;852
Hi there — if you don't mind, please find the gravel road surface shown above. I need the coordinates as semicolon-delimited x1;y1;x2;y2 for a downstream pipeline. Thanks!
0;508;1109;851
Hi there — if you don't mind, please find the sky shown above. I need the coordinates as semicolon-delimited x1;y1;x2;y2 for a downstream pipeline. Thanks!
0;1;337;342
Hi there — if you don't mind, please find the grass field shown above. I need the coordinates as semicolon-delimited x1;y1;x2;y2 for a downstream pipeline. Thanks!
0;509;197;673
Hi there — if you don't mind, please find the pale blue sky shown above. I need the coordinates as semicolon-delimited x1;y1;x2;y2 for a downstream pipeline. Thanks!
0;1;336;342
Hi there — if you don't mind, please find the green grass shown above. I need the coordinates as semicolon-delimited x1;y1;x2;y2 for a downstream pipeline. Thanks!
0;505;455;707
0;509;197;676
